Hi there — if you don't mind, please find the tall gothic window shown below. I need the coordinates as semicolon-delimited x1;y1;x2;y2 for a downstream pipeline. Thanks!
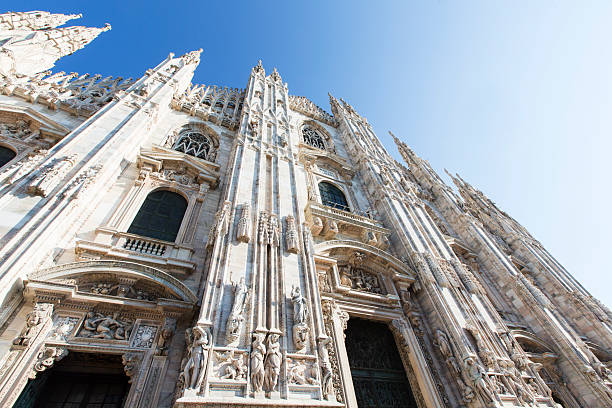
319;181;350;212
0;146;16;168
302;126;326;150
127;190;188;242
174;130;212;160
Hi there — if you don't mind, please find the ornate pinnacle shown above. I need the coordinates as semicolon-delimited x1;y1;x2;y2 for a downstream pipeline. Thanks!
0;11;82;31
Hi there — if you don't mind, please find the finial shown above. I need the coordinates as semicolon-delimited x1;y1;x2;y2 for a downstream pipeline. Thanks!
102;23;111;31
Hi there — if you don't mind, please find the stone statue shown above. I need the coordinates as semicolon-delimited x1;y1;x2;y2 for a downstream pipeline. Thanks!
236;203;251;243
291;286;310;350
250;332;266;393
463;356;496;405
182;326;210;390
318;337;334;400
291;286;308;325
226;277;249;343
263;333;281;393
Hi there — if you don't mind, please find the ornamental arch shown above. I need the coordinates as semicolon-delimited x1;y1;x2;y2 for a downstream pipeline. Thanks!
313;240;446;408
0;260;197;408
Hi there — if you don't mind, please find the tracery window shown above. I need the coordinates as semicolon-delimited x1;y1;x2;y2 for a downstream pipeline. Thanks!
319;181;350;212
173;130;212;160
127;190;188;242
0;146;16;168
302;126;326;150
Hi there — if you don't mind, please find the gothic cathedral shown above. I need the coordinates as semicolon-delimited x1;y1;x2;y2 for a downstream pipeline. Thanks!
0;11;610;408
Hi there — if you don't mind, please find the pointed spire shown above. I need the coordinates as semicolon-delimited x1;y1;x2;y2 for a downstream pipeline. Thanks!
0;11;82;31
270;67;282;82
0;20;112;76
179;48;203;65
253;59;265;74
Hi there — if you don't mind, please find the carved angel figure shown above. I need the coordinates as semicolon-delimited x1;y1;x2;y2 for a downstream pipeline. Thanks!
250;333;266;393
182;326;210;390
263;333;281;393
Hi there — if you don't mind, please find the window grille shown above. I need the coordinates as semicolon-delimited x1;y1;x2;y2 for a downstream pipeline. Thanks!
302;126;326;150
174;131;212;160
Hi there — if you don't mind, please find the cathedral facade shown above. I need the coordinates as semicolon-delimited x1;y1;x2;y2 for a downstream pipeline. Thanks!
0;10;610;408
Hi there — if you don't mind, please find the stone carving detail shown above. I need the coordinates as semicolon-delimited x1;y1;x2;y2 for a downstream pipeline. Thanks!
433;329;474;404
466;322;496;370
27;154;78;197
287;357;318;385
338;264;384;294
289;95;338;127
318;337;334;400
0;119;33;139
236;203;251;243
214;350;247;380
150;167;198;189
182;326;210;390
30;347;68;379
250;332;266;394
132;325;158;348
156;319;176;356
291;286;309;351
263;333;281;393
462;356;497;405
226;277;249;344
311;216;323;235
5;149;48;183
13;303;53;346
122;352;141;383
48;316;79;341
285;215;299;253
207;201;231;248
77;312;133;340
62;164;102;200
0;71;135;116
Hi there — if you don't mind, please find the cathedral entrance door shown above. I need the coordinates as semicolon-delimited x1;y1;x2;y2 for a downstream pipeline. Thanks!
345;318;418;408
14;352;130;408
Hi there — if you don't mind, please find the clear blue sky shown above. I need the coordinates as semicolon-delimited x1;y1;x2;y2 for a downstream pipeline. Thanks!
13;1;612;307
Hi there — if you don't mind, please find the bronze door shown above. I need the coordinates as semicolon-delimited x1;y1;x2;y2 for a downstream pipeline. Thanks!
345;318;418;408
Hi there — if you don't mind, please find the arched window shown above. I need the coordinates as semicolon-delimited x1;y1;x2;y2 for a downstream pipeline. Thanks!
127;190;188;242
302;126;326;150
174;130;212;160
319;181;349;212
0;146;16;168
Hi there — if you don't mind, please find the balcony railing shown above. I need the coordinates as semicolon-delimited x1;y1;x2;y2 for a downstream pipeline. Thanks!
76;229;196;274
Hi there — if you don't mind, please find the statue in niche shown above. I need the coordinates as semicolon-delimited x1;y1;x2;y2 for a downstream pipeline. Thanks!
291;286;308;325
226;277;249;343
183;326;210;390
263;333;281;393
250;332;266;393
236;203;251;243
291;286;310;350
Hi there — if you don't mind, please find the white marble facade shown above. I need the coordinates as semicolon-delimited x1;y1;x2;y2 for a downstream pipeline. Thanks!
0;10;610;408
